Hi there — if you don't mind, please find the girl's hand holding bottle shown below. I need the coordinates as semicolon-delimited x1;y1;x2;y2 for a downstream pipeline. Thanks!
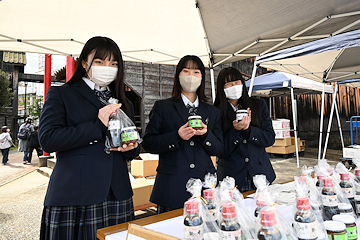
233;108;251;130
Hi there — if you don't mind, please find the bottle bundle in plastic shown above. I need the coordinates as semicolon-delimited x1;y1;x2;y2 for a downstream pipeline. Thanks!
351;157;360;217
202;173;218;222
253;175;297;240
183;178;220;240
105;98;141;153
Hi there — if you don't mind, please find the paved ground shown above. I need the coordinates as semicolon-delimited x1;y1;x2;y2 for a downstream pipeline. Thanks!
0;147;344;240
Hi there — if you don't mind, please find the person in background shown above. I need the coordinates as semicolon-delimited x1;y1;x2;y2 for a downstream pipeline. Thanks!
18;117;34;164
214;67;276;192
27;125;42;164
0;126;14;165
39;36;140;240
142;55;223;213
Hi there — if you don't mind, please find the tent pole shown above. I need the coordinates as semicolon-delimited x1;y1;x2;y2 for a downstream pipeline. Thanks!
269;96;272;118
210;68;216;103
322;83;338;160
334;86;345;149
291;87;300;168
249;63;258;97
318;83;326;160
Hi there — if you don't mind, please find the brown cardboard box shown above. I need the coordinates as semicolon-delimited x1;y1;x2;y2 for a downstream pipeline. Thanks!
300;146;305;151
210;156;217;168
291;137;301;146
271;145;296;154
266;146;273;153
300;140;306;147
131;177;152;207
127;224;182;240
273;137;292;147
131;153;159;177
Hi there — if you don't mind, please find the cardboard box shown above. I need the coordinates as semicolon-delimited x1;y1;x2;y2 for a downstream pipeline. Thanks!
273;137;292;146
271;145;296;154
274;129;291;139
131;177;153;207
291;137;301;146
343;145;360;159
131;153;159;177
127;223;182;240
300;140;306;147
266;146;273;153
272;119;290;130
211;156;217;168
300;146;305;151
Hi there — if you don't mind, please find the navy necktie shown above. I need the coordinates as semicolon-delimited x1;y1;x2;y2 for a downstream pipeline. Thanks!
94;89;112;105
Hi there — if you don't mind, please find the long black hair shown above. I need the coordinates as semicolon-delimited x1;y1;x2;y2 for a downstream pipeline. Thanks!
214;67;261;134
171;55;208;102
67;36;129;113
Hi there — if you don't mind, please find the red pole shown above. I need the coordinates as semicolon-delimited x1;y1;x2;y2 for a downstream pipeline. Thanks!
66;56;75;82
43;54;52;156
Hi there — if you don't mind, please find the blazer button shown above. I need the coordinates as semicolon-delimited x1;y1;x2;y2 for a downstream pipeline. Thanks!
244;157;249;162
242;139;247;144
94;140;98;143
190;163;195;169
168;145;172;149
190;141;194;146
89;142;93;145
172;144;175;147
206;141;211;146
234;141;237;145
254;138;258;141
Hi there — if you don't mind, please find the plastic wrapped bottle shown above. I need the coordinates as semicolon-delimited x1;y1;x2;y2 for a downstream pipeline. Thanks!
220;203;241;240
257;209;282;240
316;175;325;192
293;197;317;240
254;200;267;218
203;189;216;219
321;177;339;220
108;98;121;148
184;201;204;240
339;172;356;213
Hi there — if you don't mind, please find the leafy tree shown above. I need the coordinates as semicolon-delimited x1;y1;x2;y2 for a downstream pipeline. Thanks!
0;70;13;111
28;95;44;120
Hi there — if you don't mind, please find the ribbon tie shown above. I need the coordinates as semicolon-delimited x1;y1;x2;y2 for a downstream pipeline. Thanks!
186;104;198;116
94;89;112;105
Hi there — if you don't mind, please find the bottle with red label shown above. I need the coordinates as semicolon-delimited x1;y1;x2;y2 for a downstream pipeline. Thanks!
203;189;216;219
255;199;267;218
316;175;325;192
257;209;282;240
322;177;339;220
184;201;204;240
293;197;317;240
220;203;241;240
339;172;356;213
108;98;121;148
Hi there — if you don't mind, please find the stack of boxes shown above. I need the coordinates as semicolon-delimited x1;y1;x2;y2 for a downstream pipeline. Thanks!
266;119;305;155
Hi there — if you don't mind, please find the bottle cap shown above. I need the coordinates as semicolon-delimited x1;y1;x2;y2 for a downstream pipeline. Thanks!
340;172;350;180
260;209;277;226
317;175;325;180
332;214;356;224
121;126;137;131
355;169;360;176
222;203;236;218
327;168;334;176
324;220;346;232
338;203;352;211
256;199;267;207
188;115;202;120
323;177;333;187
203;189;215;200
185;201;200;214
296;197;311;210
298;176;307;184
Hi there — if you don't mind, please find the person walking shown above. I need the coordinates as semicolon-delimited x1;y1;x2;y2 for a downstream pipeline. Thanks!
39;36;140;240
0;126;14;165
214;67;276;192
18;117;34;164
142;55;223;213
27;125;42;164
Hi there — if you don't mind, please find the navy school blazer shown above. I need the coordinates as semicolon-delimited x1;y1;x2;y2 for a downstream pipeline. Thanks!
39;79;140;206
142;98;223;209
217;99;276;189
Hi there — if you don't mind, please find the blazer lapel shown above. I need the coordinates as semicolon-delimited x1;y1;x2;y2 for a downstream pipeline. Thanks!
173;98;189;123
72;80;103;109
197;101;210;125
226;102;236;122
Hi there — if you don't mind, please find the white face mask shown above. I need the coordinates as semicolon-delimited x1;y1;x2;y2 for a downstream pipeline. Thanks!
224;84;243;100
179;75;202;93
87;63;118;87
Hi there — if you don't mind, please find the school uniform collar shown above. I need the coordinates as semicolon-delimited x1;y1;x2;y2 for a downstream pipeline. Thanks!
82;77;109;91
72;79;103;109
181;93;199;108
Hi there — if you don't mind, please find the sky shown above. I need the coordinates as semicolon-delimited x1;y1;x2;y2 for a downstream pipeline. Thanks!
24;52;67;75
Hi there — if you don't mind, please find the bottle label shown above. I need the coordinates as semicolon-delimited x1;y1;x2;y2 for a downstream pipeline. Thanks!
328;233;347;240
322;194;338;206
189;119;202;128
293;221;317;239
108;120;120;130
356;203;360;215
184;225;204;240
342;187;354;198
221;229;241;240
121;131;139;142
347;226;358;240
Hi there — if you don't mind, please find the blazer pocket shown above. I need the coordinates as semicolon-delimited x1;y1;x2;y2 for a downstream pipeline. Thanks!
258;151;270;165
156;164;177;175
218;158;234;168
